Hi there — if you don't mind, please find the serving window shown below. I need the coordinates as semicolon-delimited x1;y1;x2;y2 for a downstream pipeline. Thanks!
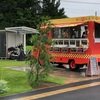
95;22;100;42
51;25;82;39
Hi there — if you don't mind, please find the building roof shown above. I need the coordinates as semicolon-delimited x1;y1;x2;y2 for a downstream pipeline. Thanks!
5;26;39;34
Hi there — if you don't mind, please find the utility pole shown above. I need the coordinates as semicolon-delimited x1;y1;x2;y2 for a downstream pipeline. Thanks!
95;11;97;16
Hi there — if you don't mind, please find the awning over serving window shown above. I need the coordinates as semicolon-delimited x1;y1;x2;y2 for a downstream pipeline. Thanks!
53;22;86;27
41;22;86;28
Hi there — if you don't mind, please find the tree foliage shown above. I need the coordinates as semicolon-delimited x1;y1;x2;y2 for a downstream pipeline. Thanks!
0;0;41;29
42;0;67;19
0;0;67;44
26;17;53;87
0;0;66;29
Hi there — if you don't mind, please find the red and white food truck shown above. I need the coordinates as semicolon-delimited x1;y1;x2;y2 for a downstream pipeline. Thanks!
43;16;100;70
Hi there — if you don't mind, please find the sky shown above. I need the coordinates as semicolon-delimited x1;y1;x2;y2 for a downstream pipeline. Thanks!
60;0;100;17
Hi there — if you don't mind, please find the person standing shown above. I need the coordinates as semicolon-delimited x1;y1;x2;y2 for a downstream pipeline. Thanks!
82;26;88;38
63;30;69;38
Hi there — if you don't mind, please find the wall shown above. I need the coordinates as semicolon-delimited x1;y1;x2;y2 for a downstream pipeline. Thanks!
6;32;23;48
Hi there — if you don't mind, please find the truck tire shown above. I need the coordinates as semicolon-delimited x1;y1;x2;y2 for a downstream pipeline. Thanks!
69;60;79;71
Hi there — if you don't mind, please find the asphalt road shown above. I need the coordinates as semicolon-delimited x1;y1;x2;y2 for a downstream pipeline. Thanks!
37;84;100;100
0;78;100;100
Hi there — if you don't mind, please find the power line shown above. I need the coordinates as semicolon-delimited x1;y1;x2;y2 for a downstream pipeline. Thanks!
61;0;100;5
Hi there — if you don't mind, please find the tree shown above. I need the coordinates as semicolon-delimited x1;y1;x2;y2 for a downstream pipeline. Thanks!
0;0;67;29
0;0;42;29
41;0;67;19
0;0;67;44
0;0;17;29
26;17;53;88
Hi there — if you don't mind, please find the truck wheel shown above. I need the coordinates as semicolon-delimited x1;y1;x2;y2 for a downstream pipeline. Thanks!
69;60;79;71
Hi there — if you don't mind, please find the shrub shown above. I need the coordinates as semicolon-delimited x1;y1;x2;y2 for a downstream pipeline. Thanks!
0;79;10;94
26;17;53;88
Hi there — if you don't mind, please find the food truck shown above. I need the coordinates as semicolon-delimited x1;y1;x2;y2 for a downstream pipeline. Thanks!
44;16;100;70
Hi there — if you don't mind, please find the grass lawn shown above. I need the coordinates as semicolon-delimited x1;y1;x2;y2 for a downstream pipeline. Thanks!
0;60;65;97
26;45;32;51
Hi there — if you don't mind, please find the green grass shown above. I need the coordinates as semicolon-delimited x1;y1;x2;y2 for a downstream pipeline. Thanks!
0;60;27;68
26;45;32;51
0;60;32;96
0;68;32;96
0;60;65;97
46;76;64;85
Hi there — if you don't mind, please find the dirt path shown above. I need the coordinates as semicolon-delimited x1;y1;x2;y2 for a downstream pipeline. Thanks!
50;67;100;84
9;65;100;84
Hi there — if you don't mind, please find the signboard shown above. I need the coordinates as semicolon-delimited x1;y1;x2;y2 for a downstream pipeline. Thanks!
86;57;100;76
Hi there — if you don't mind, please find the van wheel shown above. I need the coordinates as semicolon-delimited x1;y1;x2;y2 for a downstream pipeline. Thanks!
69;60;79;71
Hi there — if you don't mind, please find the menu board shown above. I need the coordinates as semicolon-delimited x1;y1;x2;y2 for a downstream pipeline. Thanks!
86;57;100;76
90;57;98;75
